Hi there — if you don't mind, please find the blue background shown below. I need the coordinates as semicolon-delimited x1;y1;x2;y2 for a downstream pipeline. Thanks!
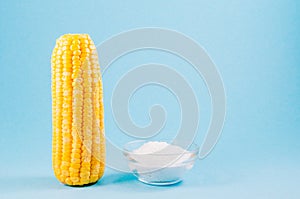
0;0;299;198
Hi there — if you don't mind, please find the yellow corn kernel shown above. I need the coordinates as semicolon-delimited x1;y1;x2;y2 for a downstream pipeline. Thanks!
51;34;105;186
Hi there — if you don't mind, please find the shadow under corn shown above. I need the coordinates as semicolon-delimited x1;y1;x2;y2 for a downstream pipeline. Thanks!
95;171;183;192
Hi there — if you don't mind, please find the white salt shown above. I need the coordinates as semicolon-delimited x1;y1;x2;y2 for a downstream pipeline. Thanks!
130;141;193;168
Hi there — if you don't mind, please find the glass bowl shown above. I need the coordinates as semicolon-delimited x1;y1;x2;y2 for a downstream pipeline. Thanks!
123;140;199;186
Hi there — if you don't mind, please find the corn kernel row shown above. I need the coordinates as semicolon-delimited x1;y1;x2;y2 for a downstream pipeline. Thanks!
51;34;105;186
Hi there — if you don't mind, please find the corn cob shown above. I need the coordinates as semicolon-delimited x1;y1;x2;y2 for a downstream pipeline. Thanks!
51;34;105;186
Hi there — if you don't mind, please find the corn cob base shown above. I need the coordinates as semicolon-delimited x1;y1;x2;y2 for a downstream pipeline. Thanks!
51;34;105;186
66;180;98;187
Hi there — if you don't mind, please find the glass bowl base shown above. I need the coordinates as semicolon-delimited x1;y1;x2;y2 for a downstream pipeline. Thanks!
137;177;182;186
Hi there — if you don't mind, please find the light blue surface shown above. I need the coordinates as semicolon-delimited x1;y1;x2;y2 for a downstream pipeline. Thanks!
0;0;299;198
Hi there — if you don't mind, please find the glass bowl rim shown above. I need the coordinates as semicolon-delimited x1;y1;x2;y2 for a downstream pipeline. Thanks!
123;139;200;156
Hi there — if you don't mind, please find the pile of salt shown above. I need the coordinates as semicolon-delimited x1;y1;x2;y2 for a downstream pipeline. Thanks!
130;141;193;168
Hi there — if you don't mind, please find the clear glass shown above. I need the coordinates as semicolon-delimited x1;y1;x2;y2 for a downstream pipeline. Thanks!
123;140;199;185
